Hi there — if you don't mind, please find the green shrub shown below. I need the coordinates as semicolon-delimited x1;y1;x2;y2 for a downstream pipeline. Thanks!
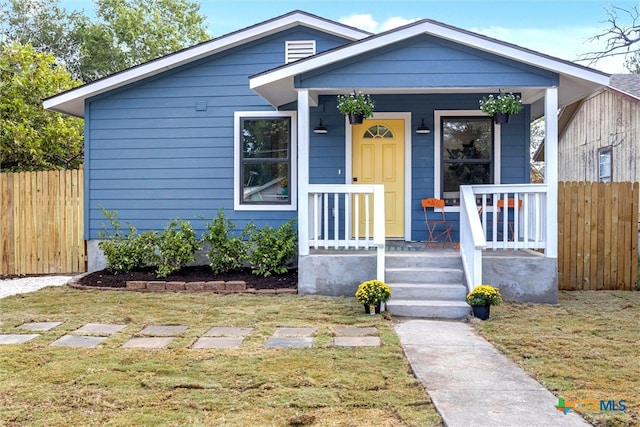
201;209;254;274
248;218;297;277
98;207;159;273
155;218;201;278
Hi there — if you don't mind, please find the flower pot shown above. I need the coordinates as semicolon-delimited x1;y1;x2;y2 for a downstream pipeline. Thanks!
348;113;364;125
492;112;510;125
364;303;381;315
471;304;490;320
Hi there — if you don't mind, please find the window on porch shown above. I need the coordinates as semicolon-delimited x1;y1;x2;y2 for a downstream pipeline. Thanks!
435;111;500;208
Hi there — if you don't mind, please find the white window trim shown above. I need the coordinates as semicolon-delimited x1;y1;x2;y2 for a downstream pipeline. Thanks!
434;110;501;212
345;112;413;240
234;111;297;211
598;145;612;182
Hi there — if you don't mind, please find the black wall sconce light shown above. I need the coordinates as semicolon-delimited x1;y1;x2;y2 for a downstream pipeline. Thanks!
313;118;328;134
416;118;431;134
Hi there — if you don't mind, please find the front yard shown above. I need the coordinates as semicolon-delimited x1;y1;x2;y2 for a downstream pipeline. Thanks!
476;291;640;427
0;287;440;426
1;286;639;426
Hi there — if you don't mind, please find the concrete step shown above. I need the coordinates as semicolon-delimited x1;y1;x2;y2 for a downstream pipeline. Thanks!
385;267;464;284
390;283;467;301
385;252;462;269
386;299;470;319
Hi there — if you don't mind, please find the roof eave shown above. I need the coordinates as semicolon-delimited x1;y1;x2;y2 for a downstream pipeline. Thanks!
43;11;370;117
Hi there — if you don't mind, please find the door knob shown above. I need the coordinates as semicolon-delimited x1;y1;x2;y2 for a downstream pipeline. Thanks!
353;177;358;182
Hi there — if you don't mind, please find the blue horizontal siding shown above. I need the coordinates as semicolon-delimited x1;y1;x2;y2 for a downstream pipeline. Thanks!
299;34;558;89
86;26;350;239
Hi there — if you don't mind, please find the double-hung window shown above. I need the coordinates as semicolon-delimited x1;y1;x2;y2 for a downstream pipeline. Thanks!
435;111;500;207
234;111;296;210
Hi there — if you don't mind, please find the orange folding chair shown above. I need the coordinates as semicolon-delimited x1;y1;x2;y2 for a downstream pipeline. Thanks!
422;198;454;248
497;198;523;241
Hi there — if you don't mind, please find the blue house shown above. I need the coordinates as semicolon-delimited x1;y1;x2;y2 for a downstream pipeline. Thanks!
45;11;609;314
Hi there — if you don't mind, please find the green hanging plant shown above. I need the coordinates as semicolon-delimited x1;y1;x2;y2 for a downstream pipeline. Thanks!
479;92;523;116
336;91;375;118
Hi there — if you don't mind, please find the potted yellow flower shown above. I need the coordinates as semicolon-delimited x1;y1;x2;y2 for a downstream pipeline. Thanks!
355;279;391;315
466;284;502;320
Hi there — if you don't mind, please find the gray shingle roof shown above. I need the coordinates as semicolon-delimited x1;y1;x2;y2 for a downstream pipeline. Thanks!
610;74;640;98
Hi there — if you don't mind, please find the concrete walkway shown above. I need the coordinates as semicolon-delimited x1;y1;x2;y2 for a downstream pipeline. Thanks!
395;319;590;427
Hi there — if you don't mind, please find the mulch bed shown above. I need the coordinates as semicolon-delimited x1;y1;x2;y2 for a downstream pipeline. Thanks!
76;266;297;290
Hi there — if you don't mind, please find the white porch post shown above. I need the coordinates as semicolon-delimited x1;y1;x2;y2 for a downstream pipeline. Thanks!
544;87;558;258
297;89;310;256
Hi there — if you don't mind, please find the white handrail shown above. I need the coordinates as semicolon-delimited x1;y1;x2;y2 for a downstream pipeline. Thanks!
460;185;487;292
459;183;548;291
307;184;386;282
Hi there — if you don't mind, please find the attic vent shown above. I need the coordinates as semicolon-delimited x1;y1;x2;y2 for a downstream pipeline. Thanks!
285;40;316;63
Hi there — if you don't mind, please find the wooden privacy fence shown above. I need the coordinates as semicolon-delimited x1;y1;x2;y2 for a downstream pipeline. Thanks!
558;181;638;291
1;170;85;275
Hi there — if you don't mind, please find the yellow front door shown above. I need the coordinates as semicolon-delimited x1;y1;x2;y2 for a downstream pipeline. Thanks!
352;119;405;238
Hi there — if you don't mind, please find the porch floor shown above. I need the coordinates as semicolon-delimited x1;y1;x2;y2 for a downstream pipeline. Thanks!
310;240;543;257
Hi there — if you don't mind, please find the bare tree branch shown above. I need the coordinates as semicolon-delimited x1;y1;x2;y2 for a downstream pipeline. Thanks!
581;5;640;66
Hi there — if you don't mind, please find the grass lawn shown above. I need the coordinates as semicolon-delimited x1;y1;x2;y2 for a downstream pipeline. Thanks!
0;287;442;426
474;291;640;427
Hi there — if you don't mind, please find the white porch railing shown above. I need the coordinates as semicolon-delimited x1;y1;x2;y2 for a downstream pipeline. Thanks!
459;184;548;291
306;184;386;281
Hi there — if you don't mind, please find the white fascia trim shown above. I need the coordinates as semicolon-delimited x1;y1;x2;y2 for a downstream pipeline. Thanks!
345;112;412;240
434;110;501;213
233;110;297;211
251;20;609;91
44;12;370;117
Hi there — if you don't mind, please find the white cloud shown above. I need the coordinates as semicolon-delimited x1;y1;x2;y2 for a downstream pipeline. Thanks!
339;13;418;33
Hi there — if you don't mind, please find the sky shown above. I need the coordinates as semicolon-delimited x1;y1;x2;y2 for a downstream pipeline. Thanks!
62;0;640;74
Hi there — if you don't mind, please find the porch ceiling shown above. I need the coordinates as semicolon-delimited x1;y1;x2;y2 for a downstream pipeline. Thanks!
261;83;587;120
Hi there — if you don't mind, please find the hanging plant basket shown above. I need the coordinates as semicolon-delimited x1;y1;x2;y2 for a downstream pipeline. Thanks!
337;91;375;125
492;112;510;125
348;113;364;125
479;92;523;125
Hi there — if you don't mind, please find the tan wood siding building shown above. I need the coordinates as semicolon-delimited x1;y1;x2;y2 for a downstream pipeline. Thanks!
558;76;640;183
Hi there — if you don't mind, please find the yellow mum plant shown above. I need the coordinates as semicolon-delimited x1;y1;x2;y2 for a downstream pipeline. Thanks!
355;280;391;305
466;284;502;306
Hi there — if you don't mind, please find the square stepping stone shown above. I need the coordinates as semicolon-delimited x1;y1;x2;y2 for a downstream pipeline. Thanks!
204;327;254;337
0;334;39;344
139;325;188;336
73;323;126;336
192;337;244;349
122;337;174;349
50;335;107;348
336;327;378;336
265;337;313;349
272;327;317;337
334;337;381;347
18;321;63;331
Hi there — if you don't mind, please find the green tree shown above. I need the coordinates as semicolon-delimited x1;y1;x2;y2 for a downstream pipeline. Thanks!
0;0;88;80
80;0;210;81
1;0;210;82
0;42;84;171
